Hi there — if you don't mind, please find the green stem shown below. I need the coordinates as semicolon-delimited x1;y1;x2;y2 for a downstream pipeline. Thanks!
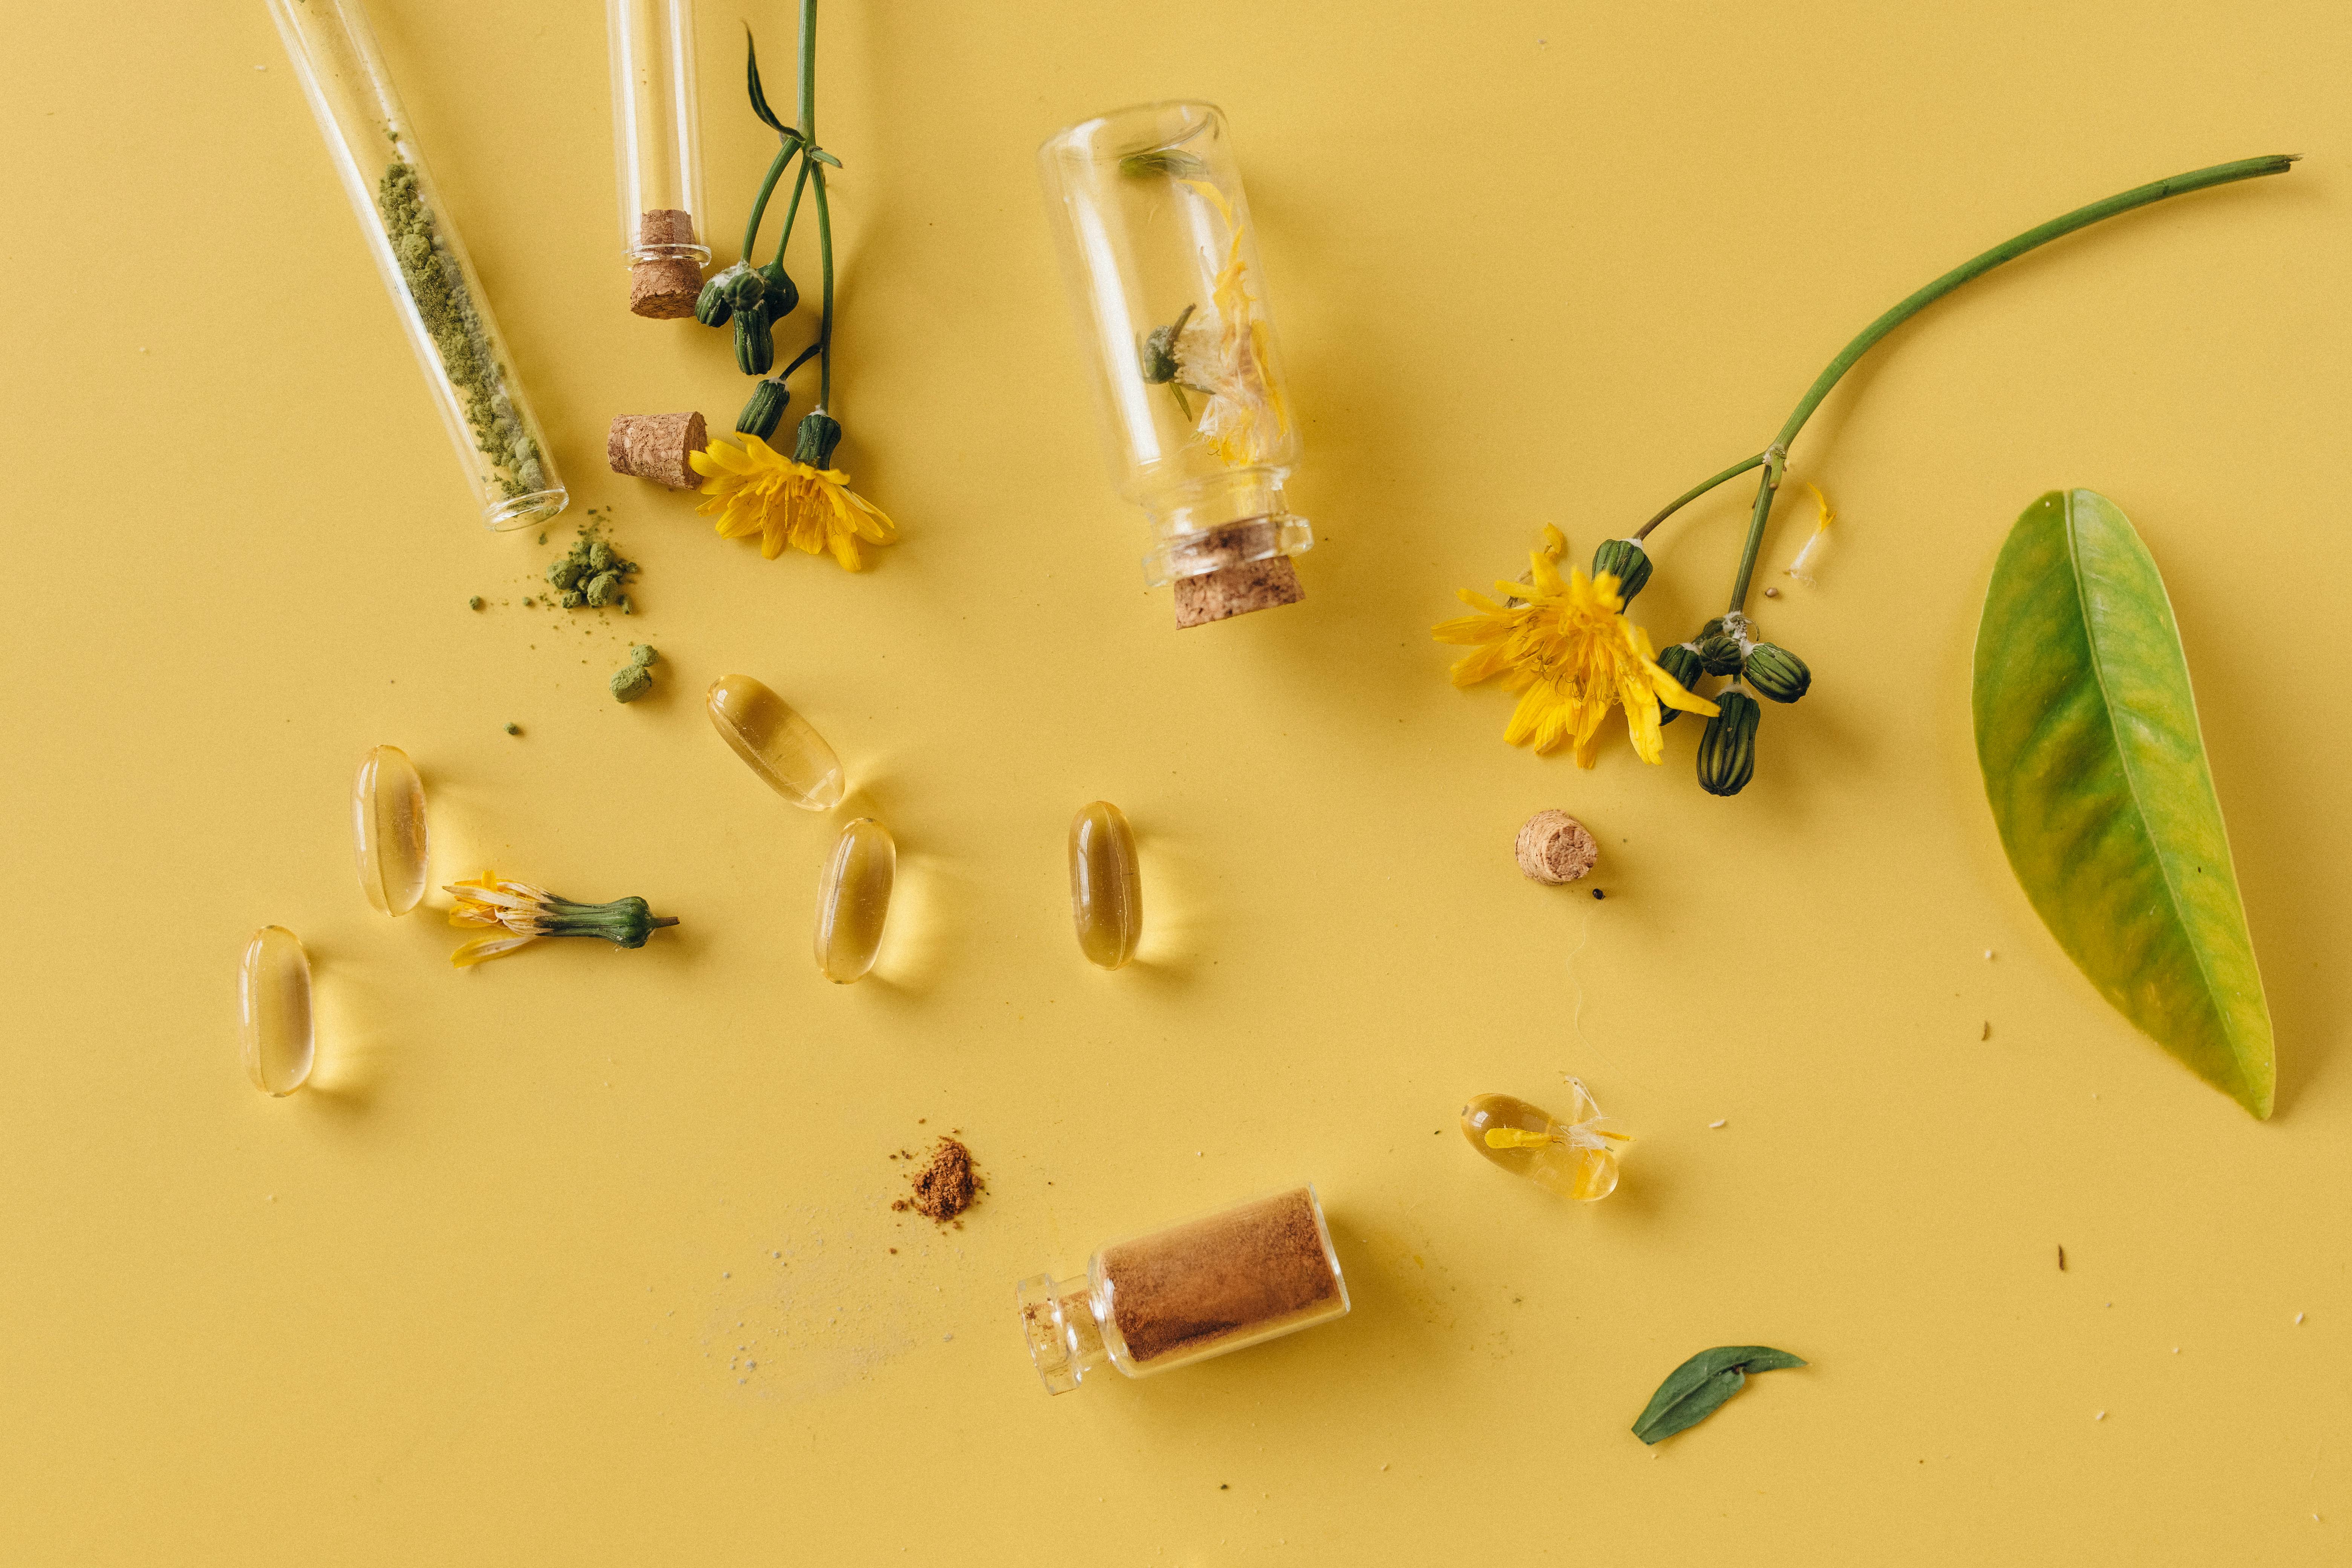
812;162;835;407
798;0;817;141
740;142;799;265
771;158;812;266
1716;153;2294;614
1633;453;1764;541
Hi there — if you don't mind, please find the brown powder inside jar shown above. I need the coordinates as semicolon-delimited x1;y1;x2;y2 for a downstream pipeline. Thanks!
892;1136;983;1225
1102;1187;1341;1367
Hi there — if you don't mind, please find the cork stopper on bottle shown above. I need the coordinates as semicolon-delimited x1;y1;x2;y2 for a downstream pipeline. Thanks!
1169;522;1306;629
1514;809;1599;885
629;209;704;320
606;411;708;490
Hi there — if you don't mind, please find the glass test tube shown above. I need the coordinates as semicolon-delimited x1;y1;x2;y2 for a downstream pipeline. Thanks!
1039;102;1314;627
267;0;567;531
607;0;709;317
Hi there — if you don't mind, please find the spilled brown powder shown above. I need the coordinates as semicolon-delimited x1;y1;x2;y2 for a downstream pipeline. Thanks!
893;1136;983;1225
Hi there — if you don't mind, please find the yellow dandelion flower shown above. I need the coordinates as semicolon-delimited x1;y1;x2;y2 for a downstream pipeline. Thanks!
689;424;897;571
443;871;677;968
1435;548;1717;766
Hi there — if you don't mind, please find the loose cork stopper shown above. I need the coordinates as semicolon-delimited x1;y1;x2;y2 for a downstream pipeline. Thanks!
629;209;703;319
1169;522;1305;628
1515;809;1599;885
606;411;708;490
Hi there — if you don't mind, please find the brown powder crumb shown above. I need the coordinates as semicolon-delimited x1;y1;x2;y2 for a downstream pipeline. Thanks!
898;1136;984;1225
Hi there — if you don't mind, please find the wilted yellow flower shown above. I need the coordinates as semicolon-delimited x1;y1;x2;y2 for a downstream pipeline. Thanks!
444;871;677;968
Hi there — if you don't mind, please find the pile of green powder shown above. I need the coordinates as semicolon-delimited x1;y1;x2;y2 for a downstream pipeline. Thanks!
543;513;639;611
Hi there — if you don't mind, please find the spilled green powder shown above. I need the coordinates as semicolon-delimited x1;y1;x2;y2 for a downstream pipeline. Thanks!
543;511;640;611
376;159;544;502
610;643;658;703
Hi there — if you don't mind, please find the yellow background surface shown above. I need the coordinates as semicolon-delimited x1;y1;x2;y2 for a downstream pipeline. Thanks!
4;0;2348;1560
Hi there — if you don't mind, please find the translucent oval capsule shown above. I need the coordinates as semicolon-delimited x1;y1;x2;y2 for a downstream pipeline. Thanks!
1068;801;1141;969
814;817;896;983
1459;1081;1630;1201
352;744;430;915
706;674;845;810
238;926;315;1096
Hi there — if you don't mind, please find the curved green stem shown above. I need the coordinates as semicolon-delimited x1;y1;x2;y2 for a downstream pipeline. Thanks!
740;142;800;264
812;162;835;407
770;158;812;266
1717;153;2294;614
1633;453;1764;541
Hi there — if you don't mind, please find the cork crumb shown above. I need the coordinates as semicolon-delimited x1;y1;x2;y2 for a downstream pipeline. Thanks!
892;1136;984;1226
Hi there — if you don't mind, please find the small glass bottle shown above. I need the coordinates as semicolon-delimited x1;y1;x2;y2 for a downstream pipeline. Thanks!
1039;103;1313;628
606;0;709;318
1017;1185;1348;1394
267;0;567;530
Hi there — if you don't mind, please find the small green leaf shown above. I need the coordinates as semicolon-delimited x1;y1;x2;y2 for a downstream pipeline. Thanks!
743;29;793;136
1632;1346;1805;1444
1120;149;1210;180
808;146;842;168
1972;490;2274;1117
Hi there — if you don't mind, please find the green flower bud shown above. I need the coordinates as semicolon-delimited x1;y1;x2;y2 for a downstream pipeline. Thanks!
1655;643;1706;726
1742;642;1811;703
793;410;844;467
723;265;769;311
1591;538;1653;601
1696;631;1745;676
697;262;750;327
734;308;775;375
756;261;799;321
737;377;790;439
1696;689;1761;796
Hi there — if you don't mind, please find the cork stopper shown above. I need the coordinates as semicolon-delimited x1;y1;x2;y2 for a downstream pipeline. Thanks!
1169;522;1306;628
629;209;703;319
606;411;708;490
1514;809;1599;885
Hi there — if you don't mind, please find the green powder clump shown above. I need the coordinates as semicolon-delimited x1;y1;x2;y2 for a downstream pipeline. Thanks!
467;596;484;611
504;722;522;735
544;512;640;610
610;644;658;703
376;159;545;502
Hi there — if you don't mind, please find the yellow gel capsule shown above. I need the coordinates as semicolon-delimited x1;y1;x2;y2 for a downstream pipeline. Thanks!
238;926;315;1096
814;817;896;983
1460;1082;1630;1202
352;744;429;915
1068;801;1141;969
706;674;845;810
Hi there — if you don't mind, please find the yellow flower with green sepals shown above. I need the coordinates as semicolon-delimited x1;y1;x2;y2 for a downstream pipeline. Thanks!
690;412;897;571
444;871;677;968
1435;531;1716;766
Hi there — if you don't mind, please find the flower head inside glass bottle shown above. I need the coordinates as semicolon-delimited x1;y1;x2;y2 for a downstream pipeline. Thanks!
1040;103;1314;626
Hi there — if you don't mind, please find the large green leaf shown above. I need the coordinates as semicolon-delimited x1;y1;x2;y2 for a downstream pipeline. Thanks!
1972;490;2274;1117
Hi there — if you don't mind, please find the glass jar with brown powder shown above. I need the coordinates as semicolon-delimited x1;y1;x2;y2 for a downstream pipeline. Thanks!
1016;1185;1349;1393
